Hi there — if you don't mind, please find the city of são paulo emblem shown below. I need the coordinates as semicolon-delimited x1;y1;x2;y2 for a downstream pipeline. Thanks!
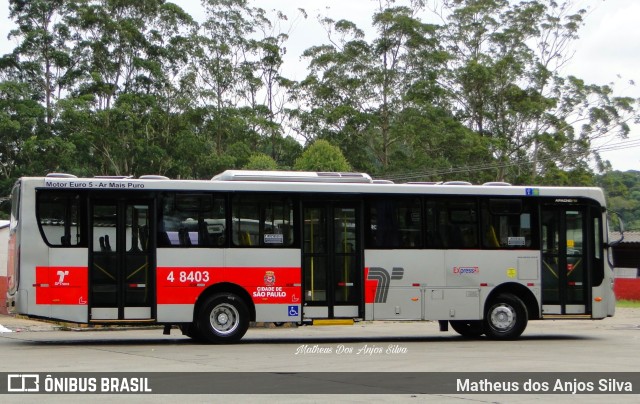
264;270;276;286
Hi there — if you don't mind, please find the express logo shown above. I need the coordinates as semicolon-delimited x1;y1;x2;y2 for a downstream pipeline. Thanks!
264;271;276;286
453;266;479;275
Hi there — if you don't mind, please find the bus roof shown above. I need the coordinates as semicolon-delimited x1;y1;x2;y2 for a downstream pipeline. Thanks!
18;171;607;205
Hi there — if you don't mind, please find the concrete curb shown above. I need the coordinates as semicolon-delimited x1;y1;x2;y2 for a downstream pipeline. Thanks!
0;314;297;333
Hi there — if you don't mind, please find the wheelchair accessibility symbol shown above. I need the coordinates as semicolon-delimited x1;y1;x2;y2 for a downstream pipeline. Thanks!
288;306;299;317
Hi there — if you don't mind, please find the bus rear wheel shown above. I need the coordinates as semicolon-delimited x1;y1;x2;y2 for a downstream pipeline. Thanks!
197;293;249;343
484;293;528;340
450;320;485;338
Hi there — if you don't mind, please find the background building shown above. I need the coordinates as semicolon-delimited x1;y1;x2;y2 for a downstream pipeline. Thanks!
612;231;640;301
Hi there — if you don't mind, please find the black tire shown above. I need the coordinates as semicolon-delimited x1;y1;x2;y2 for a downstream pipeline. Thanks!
450;320;485;338
197;293;250;343
180;323;206;342
484;293;528;340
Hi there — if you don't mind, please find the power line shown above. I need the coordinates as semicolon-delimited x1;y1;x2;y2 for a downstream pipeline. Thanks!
381;138;640;182
593;138;640;153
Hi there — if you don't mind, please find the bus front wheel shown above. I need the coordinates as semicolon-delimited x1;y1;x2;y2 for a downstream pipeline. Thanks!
197;293;249;343
484;293;528;340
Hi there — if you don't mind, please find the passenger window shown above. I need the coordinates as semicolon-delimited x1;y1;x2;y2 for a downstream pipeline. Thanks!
481;199;532;249
429;199;478;249
159;193;226;247
37;191;84;247
367;198;422;248
231;194;294;247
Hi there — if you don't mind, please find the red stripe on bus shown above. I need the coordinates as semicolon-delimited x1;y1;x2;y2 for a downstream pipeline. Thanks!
156;266;301;305
35;266;88;305
364;267;376;304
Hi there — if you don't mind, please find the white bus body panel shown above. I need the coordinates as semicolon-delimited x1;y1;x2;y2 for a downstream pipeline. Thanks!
48;248;89;322
366;250;542;321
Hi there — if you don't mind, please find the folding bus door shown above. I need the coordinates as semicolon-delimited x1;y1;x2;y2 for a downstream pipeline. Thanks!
89;198;154;321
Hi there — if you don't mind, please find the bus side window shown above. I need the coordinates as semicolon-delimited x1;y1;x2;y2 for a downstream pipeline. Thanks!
481;199;532;249
198;220;212;246
486;225;501;247
366;198;421;249
157;231;171;247
179;228;192;246
36;191;84;247
447;201;478;249
159;192;225;248
231;194;294;247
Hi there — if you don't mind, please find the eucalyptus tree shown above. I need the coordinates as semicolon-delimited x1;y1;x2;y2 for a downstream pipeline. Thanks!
0;76;46;192
292;0;487;178
294;6;412;171
0;0;84;182
437;0;638;183
239;9;302;163
193;0;300;171
5;0;78;128
65;0;196;176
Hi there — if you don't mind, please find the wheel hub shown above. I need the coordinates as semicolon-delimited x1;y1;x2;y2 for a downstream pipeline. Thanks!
491;305;515;331
210;303;239;335
217;313;229;325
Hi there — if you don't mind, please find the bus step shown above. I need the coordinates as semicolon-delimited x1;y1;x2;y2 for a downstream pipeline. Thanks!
542;314;591;320
312;319;355;326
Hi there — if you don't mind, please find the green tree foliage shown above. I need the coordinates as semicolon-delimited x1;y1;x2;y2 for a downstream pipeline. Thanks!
294;139;351;172
292;1;486;178
67;0;197;176
3;0;198;179
7;0;73;129
244;153;278;170
597;171;640;231
191;0;303;171
437;0;638;182
1;0;79;182
1;0;639;209
0;79;45;183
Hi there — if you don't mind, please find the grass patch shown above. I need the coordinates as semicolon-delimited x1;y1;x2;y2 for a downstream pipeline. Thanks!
616;299;640;308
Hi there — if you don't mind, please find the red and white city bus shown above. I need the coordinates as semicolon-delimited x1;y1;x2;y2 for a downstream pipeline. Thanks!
5;170;616;342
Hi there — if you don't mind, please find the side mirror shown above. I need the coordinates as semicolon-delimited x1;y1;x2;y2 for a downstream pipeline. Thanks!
607;211;624;247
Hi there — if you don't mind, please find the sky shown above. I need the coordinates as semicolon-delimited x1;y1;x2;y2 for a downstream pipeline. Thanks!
1;0;638;172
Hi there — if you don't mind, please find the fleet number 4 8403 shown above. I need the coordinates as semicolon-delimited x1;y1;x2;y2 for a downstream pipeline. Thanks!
166;270;210;283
